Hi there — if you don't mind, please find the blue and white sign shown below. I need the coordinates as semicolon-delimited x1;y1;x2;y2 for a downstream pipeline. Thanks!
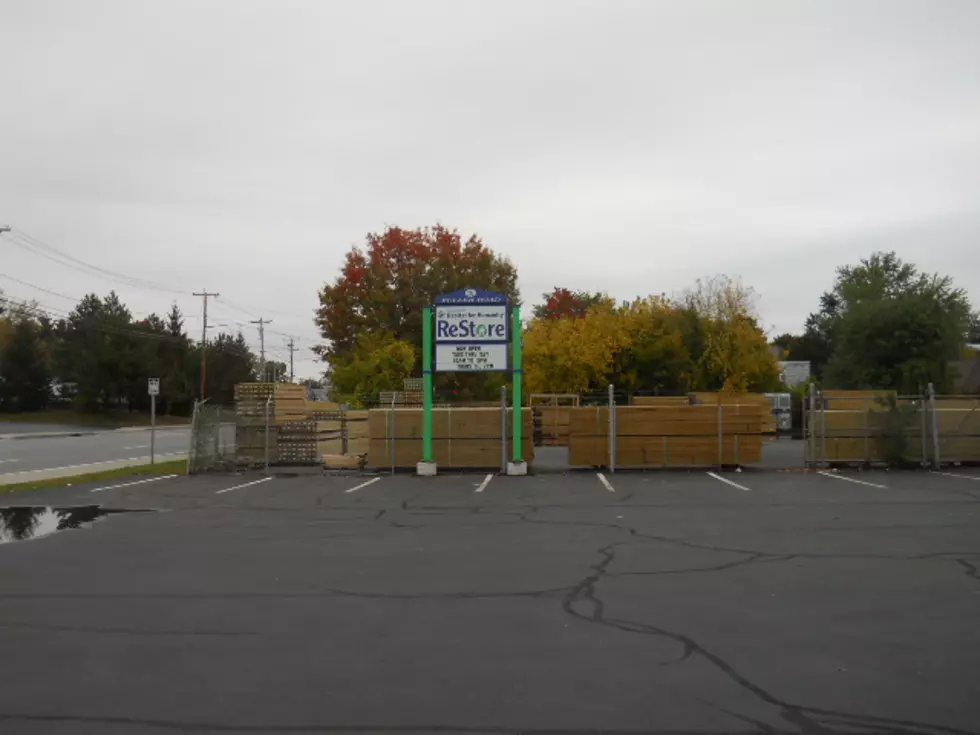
434;289;509;372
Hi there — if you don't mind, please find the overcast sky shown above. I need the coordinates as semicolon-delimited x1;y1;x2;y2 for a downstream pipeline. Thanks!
2;0;978;378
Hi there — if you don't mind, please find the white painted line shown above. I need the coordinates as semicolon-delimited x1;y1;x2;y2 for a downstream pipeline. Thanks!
90;474;178;493
817;471;886;489
706;471;751;492
932;471;980;482
597;472;615;492
0;459;19;465
215;476;272;495
345;476;382;494
474;474;494;493
122;444;150;450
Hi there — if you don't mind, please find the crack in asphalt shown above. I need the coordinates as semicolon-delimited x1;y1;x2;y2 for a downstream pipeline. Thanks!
560;541;974;735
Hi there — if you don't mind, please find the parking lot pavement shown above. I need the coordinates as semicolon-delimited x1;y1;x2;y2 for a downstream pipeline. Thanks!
2;469;980;733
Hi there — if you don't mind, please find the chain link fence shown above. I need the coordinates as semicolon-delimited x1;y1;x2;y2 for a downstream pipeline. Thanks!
803;386;980;469
187;401;237;474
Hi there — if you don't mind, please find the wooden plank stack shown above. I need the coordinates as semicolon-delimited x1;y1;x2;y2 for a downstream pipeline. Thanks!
366;408;534;469
632;396;691;407
530;394;579;447
234;383;368;468
692;392;776;434
568;405;765;467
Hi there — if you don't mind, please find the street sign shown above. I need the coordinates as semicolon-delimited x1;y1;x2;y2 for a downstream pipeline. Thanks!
433;290;508;373
148;378;160;396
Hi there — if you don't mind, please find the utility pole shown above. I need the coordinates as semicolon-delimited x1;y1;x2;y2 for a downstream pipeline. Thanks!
250;317;271;382
193;290;219;399
286;337;296;382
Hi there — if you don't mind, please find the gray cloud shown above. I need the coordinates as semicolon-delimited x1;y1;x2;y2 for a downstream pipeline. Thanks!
2;0;978;376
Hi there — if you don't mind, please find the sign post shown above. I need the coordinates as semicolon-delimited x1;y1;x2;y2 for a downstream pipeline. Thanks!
510;304;523;470
148;378;160;465
420;288;518;476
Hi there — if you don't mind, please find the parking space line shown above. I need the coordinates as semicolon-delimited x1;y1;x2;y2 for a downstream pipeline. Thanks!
474;474;494;493
932;471;980;482
90;474;178;493
215;477;273;495
817;471;886;489
345;477;382;494
706;471;751;492
596;473;615;492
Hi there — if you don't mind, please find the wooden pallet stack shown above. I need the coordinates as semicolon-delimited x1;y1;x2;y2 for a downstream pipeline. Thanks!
366;407;534;469
568;405;765;467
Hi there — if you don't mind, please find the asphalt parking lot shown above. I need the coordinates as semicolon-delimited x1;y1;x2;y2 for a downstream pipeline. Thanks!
2;467;980;734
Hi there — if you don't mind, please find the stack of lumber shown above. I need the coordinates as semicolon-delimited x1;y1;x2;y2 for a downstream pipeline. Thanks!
534;406;572;446
272;384;308;423
810;405;928;463
234;383;278;465
378;390;423;406
820;390;897;410
568;405;765;468
931;400;980;462
632;396;691;407
366;408;534;469
692;392;776;434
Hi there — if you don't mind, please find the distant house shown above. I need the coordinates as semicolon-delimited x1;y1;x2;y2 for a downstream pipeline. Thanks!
778;361;811;389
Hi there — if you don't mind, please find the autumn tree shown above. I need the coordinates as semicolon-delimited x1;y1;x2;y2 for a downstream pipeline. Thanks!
532;288;607;320
329;332;416;403
315;225;518;398
681;276;781;392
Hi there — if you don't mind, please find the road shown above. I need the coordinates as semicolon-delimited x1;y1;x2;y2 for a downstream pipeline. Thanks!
2;468;979;733
0;427;193;479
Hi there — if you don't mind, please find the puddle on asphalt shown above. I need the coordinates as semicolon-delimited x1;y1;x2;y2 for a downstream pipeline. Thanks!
0;506;147;544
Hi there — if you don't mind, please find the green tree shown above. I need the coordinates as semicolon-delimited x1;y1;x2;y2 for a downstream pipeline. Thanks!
185;333;257;405
0;315;51;411
329;332;415;402
818;252;972;392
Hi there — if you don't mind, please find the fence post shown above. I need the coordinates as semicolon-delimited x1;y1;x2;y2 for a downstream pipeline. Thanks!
501;385;507;475
264;394;272;474
187;399;200;475
808;383;816;468
863;396;870;466
718;402;724;469
928;383;941;469
920;394;928;467
391;395;397;476
608;384;616;473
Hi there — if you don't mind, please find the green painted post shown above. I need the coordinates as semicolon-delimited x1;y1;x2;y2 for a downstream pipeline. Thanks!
512;304;523;462
422;306;433;462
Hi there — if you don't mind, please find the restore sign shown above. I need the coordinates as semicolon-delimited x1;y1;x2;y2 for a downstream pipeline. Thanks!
434;304;508;372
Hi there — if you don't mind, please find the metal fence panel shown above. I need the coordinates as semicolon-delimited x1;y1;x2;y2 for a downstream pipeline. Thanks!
188;402;237;473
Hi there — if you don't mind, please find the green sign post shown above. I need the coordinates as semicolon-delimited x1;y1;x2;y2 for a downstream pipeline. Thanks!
511;304;522;463
418;289;523;476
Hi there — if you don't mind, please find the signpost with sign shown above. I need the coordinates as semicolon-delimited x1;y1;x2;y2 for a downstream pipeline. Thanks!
148;378;160;464
419;288;524;475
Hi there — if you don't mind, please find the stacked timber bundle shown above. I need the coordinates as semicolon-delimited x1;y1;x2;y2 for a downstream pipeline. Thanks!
366;408;534;469
820;390;897;410
272;384;308;423
234;383;278;465
936;400;980;461
530;394;579;446
568;405;765;468
692;392;775;434
811;398;929;464
632;396;691;407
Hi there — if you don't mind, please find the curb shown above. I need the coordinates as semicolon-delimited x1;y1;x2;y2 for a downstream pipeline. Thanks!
0;425;190;441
